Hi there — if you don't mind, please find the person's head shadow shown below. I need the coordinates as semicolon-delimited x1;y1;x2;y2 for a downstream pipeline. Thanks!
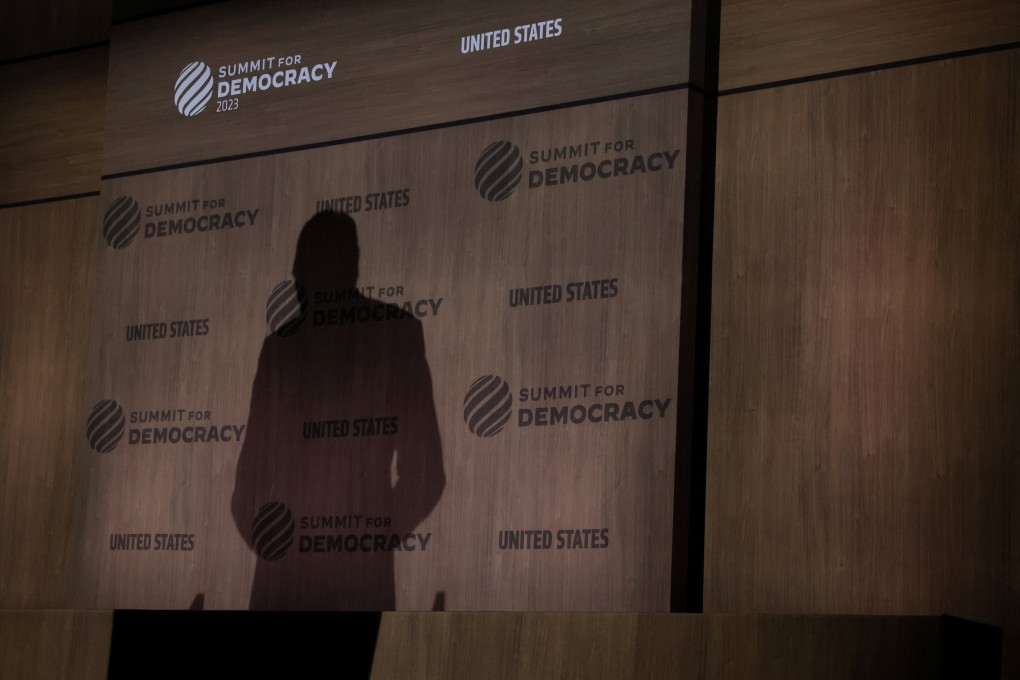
293;210;360;292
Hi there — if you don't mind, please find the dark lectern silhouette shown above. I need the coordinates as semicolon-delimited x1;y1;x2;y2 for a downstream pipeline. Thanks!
232;211;445;609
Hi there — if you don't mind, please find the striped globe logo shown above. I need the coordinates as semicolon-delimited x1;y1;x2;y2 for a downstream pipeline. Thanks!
463;375;513;438
174;61;214;117
266;280;307;337
475;141;523;202
102;196;141;249
251;501;295;560
86;399;125;453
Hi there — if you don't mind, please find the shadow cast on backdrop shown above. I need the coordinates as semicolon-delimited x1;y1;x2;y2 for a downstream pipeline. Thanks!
232;211;445;610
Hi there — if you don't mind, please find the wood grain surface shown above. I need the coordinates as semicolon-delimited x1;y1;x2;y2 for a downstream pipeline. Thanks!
102;0;689;174
706;47;1018;671
0;610;112;680
73;91;689;611
0;0;110;61
0;47;107;205
719;0;1020;90
0;198;98;609
370;613;946;679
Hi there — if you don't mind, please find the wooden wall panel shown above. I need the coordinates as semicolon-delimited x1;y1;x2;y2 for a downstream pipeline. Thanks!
719;0;1020;90
0;610;112;680
0;198;98;608
706;47;1018;669
102;0;689;174
0;0;110;61
0;47;107;205
73;91;689;611
370;613;946;679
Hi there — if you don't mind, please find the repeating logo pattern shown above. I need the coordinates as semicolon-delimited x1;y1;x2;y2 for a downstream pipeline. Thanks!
266;280;307;337
463;375;513;437
475;140;523;202
86;399;125;453
252;501;295;560
102;197;141;250
174;61;214;117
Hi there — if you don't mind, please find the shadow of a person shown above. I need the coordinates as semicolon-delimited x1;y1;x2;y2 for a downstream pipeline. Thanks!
232;211;445;610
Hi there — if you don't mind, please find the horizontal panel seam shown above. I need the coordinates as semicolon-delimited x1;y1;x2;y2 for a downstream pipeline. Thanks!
0;191;101;211
0;41;109;68
101;83;691;180
718;40;1020;96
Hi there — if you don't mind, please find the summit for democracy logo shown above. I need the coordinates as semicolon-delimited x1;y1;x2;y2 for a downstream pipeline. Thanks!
85;399;245;453
463;375;513;437
266;281;443;337
474;137;681;202
251;502;432;560
475;141;523;202
463;375;672;438
86;399;126;453
101;195;260;250
173;53;338;117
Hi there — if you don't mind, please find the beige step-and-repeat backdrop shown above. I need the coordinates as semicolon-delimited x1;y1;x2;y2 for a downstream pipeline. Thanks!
71;0;695;610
